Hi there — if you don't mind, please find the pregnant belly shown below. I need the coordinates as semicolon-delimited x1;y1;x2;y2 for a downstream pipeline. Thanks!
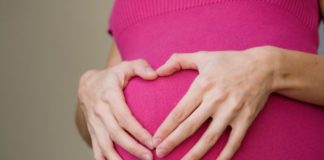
114;69;324;160
112;2;323;159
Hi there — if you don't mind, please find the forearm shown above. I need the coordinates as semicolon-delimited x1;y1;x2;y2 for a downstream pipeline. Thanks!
105;42;122;68
263;46;324;106
75;42;122;147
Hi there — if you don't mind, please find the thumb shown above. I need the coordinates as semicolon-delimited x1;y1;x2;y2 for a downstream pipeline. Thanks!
156;53;199;76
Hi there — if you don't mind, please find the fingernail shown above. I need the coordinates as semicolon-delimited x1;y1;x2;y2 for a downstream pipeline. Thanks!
152;137;162;147
142;153;152;160
156;147;167;158
145;139;154;149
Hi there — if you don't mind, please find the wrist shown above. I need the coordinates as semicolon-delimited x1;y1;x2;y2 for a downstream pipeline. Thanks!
246;45;283;92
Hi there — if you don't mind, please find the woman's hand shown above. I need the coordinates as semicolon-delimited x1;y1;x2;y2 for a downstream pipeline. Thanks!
78;59;157;160
152;46;279;160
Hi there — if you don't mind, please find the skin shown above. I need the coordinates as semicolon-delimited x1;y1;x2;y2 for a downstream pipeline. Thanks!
77;43;156;160
76;2;324;160
153;46;324;160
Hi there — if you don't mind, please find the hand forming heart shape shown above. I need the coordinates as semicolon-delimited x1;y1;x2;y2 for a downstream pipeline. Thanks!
119;46;275;160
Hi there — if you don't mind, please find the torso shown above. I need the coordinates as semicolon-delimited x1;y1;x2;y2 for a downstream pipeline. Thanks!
108;0;324;159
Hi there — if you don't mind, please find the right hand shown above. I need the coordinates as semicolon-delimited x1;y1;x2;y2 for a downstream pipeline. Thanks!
78;59;157;160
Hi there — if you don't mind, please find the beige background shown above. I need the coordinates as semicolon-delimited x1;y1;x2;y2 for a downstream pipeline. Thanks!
0;0;323;160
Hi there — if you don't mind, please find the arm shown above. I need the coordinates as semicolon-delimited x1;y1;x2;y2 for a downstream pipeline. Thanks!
75;41;122;147
151;45;324;159
267;46;324;106
105;42;122;68
274;0;324;105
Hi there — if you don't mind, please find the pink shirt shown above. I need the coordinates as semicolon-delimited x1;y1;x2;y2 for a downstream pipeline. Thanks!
108;0;324;159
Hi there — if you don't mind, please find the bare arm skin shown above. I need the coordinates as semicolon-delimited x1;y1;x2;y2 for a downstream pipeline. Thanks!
105;42;123;68
273;0;324;105
154;5;324;159
152;45;324;160
271;47;324;106
75;42;121;147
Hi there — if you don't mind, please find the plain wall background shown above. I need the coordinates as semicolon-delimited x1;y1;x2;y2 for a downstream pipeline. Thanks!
0;0;112;160
0;0;323;160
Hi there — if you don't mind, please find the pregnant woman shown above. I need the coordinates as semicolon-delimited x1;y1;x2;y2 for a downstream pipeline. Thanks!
76;0;324;160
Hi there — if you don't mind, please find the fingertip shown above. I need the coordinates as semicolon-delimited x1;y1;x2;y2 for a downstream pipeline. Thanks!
155;64;163;72
145;139;154;150
155;58;175;73
152;136;162;148
145;67;158;79
145;73;158;80
135;67;158;80
155;66;165;75
156;147;167;158
143;153;153;160
138;129;155;150
145;67;155;74
139;147;154;160
156;65;173;76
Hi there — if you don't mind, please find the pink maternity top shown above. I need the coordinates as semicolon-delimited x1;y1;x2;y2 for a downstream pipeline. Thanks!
107;0;324;159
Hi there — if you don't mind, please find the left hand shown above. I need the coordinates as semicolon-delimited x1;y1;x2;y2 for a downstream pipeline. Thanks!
152;46;278;160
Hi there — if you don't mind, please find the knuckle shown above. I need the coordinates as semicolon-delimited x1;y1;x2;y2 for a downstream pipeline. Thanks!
204;92;226;106
79;70;97;87
100;90;112;103
196;76;213;91
117;117;131;128
87;114;98;129
163;139;176;150
229;96;243;112
134;58;148;65
203;132;218;147
189;152;201;160
244;109;255;122
101;139;111;149
100;89;118;104
93;104;105;116
170;53;181;61
231;94;241;104
109;128;122;140
100;94;110;104
179;121;196;136
81;69;97;80
78;76;90;89
170;110;186;124
127;143;140;153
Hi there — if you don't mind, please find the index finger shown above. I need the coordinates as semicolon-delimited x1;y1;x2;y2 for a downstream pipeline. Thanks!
102;88;154;149
152;77;205;147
